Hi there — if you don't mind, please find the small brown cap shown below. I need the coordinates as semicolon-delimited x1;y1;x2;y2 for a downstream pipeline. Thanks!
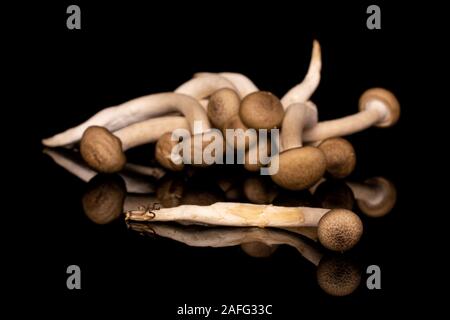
155;132;185;171
240;91;284;129
359;88;400;127
207;88;240;129
271;146;327;191
318;138;356;179
357;177;397;217
80;126;126;173
82;174;126;224
317;256;361;296
318;209;363;252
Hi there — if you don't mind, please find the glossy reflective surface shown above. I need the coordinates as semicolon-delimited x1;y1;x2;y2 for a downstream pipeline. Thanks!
21;1;429;316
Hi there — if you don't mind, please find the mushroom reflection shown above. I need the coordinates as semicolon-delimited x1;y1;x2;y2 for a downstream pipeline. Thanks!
346;177;396;217
127;223;361;296
43;148;162;193
81;172;226;224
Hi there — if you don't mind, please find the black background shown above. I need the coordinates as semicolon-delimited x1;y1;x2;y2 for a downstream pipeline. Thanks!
7;0;440;317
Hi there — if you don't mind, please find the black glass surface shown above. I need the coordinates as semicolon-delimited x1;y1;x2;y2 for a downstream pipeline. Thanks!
11;1;437;317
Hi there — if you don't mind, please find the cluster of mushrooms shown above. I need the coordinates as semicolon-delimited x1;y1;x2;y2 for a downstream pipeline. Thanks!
43;40;400;254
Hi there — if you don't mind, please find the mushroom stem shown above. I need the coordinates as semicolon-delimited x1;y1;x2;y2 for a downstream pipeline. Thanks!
303;88;400;141
42;93;210;147
281;40;322;108
114;116;189;150
270;101;325;190
194;72;258;97
126;202;330;227
280;102;317;151
175;75;239;99
303;107;382;141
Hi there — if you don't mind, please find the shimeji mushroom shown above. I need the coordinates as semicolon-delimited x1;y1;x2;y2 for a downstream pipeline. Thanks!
317;138;357;179
303;88;400;142
207;88;241;130
239;91;285;130
42;92;209;148
126;202;363;252
281;40;322;108
207;88;256;151
194;72;259;97
80;116;189;173
43;148;159;194
128;222;361;295
346;177;397;217
270;102;326;191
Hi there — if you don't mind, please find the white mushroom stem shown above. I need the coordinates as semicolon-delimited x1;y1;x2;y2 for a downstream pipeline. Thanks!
281;40;322;108
175;74;239;99
280;102;318;151
129;224;322;265
194;72;259;97
126;202;330;227
199;99;209;109
43;148;156;194
42;93;210;147
302;102;388;142
114;116;189;150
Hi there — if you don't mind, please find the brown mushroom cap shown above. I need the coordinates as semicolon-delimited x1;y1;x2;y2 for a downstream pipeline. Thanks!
357;177;397;217
155;132;185;171
82;174;126;224
80;126;126;173
271;146;327;191
207;88;240;129
317;256;361;296
318;209;363;252
359;88;400;128
318;138;356;179
241;242;279;258
239;91;284;129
